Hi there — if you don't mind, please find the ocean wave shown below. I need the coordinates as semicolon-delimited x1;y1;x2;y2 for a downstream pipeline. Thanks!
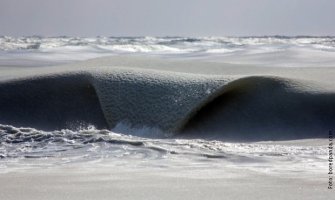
1;59;334;141
0;55;333;172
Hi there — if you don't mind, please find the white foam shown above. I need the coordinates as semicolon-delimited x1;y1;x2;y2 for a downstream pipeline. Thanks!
0;124;327;174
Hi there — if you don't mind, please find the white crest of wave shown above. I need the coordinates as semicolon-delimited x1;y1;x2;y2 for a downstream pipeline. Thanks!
112;122;174;138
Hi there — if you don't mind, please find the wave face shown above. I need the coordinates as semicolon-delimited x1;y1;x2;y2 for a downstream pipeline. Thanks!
1;60;335;141
1;36;335;67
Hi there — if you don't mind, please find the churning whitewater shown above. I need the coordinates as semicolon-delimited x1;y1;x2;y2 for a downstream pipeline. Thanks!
0;124;327;174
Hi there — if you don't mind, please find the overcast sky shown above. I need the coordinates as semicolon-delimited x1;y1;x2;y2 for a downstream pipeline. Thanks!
0;0;334;37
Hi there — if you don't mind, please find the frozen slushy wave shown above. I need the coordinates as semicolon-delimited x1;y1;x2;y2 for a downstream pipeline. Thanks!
1;65;334;140
0;124;327;173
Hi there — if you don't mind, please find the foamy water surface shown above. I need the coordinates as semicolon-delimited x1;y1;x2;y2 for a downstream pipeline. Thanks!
0;124;327;174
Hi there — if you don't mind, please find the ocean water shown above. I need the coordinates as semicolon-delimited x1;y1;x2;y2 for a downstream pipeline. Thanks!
1;36;335;66
0;36;334;174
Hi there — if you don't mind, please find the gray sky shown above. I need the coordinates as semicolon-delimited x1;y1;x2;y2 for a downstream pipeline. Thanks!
0;0;334;37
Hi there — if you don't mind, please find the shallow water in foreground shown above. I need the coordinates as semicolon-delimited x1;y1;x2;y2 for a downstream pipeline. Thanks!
0;124;328;175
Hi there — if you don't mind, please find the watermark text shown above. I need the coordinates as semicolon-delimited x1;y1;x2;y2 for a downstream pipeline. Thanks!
328;130;333;189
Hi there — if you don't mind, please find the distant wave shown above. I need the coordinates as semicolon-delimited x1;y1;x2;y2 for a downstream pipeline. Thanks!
1;36;334;52
1;57;334;141
1;36;335;67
